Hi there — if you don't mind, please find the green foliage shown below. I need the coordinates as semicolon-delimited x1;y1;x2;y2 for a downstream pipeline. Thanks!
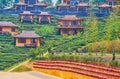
78;39;120;53
109;60;120;67
35;25;55;36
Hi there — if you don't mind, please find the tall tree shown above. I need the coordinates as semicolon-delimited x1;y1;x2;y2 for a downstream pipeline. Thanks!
105;10;120;60
83;13;98;55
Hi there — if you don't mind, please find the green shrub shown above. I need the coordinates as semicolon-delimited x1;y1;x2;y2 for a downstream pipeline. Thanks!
109;60;120;67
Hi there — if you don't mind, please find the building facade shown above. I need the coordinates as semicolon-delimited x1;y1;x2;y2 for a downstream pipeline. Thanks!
19;11;35;22
57;15;83;35
14;0;47;12
0;22;19;35
38;12;52;24
13;31;42;47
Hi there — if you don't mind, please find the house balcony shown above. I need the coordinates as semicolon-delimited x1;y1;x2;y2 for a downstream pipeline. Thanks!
24;43;37;48
57;25;82;29
0;31;9;35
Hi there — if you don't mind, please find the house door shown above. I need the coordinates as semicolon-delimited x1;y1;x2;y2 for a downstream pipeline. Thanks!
73;29;77;34
41;16;49;24
0;27;2;31
23;15;31;22
31;38;37;44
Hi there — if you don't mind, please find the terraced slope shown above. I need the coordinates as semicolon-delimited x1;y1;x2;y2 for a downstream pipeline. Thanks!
0;34;32;70
33;61;120;79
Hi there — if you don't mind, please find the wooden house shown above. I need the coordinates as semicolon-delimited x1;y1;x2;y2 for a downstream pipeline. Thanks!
0;22;19;35
14;2;27;11
57;15;83;35
76;3;89;12
14;0;47;12
106;0;116;6
33;3;47;12
13;31;42;47
57;3;70;12
19;11;34;23
98;4;112;15
37;12;52;24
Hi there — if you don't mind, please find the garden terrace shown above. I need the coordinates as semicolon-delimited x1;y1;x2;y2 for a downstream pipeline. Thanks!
0;46;32;70
33;60;120;79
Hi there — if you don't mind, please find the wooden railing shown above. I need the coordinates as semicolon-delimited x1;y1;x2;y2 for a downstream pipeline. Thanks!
24;43;36;48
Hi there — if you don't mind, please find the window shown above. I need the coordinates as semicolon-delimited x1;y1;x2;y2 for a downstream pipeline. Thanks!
11;28;16;32
18;38;26;43
63;21;69;27
72;20;78;26
109;2;112;5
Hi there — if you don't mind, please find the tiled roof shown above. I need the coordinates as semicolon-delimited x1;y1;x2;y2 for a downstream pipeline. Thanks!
15;2;27;5
58;15;82;20
98;4;111;8
38;12;52;16
0;22;18;27
57;3;70;7
34;3;47;6
19;11;34;15
77;3;89;7
13;31;42;38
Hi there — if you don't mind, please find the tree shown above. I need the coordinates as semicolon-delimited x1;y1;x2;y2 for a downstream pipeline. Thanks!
83;13;98;55
105;11;120;60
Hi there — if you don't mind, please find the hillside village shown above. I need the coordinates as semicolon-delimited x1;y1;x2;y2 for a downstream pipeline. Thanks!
0;0;120;79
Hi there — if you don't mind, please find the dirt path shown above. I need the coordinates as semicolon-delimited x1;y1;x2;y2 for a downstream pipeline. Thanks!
0;71;62;79
7;59;31;72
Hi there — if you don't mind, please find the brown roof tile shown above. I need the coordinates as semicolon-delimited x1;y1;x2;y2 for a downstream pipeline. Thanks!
38;12;52;16
19;11;34;15
0;22;18;27
34;3;47;6
57;3;70;7
15;2;27;5
77;3;89;7
13;31;42;38
58;15;82;20
98;4;111;8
